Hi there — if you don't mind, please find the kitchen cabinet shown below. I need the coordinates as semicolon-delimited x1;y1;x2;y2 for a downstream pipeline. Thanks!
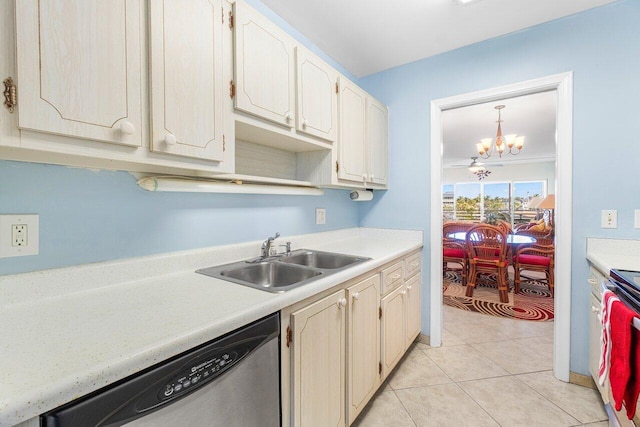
588;266;609;401
381;284;406;378
347;275;381;424
148;0;227;161
15;0;143;147
337;78;389;187
295;46;339;142
281;249;421;426
381;254;422;378
291;289;347;427
233;0;296;129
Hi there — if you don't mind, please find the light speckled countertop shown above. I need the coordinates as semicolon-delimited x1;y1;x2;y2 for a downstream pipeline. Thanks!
586;237;640;275
0;227;422;427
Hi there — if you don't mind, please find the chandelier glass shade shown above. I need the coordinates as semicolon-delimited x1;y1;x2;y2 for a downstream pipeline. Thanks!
476;105;525;158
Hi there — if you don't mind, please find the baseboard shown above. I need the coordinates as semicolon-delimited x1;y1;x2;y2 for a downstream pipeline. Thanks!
417;333;430;346
569;371;597;389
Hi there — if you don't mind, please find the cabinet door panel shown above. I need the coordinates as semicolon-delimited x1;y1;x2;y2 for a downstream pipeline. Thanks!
366;97;388;186
296;47;337;142
348;275;381;424
292;289;346;427
16;0;142;146
149;0;225;161
381;285;406;378
338;78;367;183
234;1;295;128
405;275;422;344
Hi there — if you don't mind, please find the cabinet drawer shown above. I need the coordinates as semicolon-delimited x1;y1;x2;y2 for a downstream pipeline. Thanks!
404;253;421;279
381;261;404;295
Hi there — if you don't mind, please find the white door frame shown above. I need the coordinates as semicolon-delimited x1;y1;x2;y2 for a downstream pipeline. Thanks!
429;72;573;381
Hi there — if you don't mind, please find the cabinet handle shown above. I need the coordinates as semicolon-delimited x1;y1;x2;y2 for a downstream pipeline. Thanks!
165;133;177;145
362;173;368;185
119;121;135;135
352;292;360;301
410;262;419;268
407;285;413;291
302;118;308;128
337;298;347;309
588;278;597;285
390;273;401;280
401;290;407;296
591;305;599;313
285;112;293;122
369;173;375;182
597;313;602;322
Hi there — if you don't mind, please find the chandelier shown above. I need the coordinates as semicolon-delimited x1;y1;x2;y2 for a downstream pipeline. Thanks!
476;105;525;158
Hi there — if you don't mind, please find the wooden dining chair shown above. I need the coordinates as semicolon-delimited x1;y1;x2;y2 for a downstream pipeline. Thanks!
442;222;471;285
465;224;510;303
513;243;555;296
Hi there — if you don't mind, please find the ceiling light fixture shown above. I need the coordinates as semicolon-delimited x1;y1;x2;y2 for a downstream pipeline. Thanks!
467;157;491;180
457;0;484;5
476;105;525;159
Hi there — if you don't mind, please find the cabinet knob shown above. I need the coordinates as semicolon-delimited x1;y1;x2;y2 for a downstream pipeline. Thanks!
407;285;413;291
119;121;135;135
285;112;293;122
302;118;308;128
352;292;360;301
591;306;599;313
337;298;347;309
165;133;177;145
401;290;407;296
369;173;375;182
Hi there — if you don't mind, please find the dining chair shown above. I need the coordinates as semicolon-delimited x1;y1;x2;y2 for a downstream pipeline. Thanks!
465;224;510;303
513;243;555;296
442;222;471;285
496;220;512;234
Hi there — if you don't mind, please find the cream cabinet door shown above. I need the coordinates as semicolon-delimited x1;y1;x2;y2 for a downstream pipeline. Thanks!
292;289;346;427
233;1;295;128
295;46;338;142
149;0;226;161
381;285;406;378
337;77;367;184
347;275;381;424
366;97;389;186
405;276;422;344
15;0;142;146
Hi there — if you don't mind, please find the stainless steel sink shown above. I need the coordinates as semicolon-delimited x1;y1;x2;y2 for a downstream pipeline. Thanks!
279;249;369;270
196;249;370;293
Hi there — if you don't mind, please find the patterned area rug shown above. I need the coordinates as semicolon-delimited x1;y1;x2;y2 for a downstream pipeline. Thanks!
443;271;554;321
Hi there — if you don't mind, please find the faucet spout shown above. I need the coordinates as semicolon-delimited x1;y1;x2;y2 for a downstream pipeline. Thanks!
261;232;280;258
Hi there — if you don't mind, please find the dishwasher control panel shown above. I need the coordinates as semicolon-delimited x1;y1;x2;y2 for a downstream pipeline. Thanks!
159;348;244;401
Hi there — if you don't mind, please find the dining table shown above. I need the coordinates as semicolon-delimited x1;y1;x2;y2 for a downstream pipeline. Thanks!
446;231;537;246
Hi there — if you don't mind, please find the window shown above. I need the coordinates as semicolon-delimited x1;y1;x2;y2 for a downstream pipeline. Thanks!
443;180;546;224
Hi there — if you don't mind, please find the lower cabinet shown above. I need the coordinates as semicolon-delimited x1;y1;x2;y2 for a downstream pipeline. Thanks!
282;249;421;426
347;275;381;424
291;289;347;427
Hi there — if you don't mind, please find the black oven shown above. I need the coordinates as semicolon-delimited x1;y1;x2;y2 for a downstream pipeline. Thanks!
609;269;640;313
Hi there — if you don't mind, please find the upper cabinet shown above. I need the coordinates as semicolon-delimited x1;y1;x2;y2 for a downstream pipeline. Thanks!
233;1;296;128
366;97;389;186
337;78;368;184
148;0;227;162
295;46;338;142
15;0;143;147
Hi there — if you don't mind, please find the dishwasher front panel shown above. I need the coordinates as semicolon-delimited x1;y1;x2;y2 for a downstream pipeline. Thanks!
42;313;280;427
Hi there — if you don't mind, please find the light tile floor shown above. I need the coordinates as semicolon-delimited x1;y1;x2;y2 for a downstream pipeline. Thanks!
353;305;608;427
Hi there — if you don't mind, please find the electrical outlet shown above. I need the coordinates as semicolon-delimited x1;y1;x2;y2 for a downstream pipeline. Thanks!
0;214;39;257
316;208;326;225
12;224;27;247
601;210;617;229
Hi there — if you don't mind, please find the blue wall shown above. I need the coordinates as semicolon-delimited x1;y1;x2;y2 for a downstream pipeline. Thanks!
0;161;358;275
358;0;640;375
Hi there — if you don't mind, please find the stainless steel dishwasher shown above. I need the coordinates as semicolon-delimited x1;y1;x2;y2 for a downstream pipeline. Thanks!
42;313;280;427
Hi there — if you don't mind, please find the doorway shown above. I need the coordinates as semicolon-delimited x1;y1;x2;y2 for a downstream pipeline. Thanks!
428;72;573;381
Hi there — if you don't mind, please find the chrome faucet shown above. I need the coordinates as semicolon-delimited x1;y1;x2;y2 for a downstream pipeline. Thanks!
261;232;280;258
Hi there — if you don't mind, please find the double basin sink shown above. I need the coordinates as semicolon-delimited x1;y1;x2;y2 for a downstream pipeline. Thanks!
196;249;371;293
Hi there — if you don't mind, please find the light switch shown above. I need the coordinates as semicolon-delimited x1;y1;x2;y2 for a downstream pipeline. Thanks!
601;210;617;229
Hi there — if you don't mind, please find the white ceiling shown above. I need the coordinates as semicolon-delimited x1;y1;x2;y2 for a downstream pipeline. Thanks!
442;90;557;168
260;0;618;77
